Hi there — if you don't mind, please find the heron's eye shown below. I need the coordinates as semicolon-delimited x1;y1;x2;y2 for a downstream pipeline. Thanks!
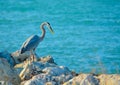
47;22;50;25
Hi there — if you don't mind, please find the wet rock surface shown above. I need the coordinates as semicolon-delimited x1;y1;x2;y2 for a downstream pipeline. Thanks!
64;73;120;85
18;56;75;85
0;58;20;85
18;56;120;85
0;52;120;85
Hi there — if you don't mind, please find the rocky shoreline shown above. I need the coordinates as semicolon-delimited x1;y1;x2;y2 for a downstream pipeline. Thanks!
0;52;120;85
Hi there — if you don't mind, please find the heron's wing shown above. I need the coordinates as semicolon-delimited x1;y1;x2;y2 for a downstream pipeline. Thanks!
20;35;40;53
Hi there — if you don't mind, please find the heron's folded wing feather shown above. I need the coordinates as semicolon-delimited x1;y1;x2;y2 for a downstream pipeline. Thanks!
20;35;40;51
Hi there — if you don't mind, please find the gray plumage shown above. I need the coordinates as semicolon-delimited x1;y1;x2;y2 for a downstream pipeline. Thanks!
20;35;40;54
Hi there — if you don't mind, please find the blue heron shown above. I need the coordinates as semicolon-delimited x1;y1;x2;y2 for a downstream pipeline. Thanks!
19;22;54;62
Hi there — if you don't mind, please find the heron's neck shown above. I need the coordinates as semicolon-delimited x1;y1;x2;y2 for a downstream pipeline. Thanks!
40;24;46;40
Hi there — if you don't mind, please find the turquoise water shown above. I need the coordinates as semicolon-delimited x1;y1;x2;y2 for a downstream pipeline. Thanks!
0;0;120;73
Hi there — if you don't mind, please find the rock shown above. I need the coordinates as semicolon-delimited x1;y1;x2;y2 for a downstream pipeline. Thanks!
11;50;39;65
0;58;21;85
38;56;56;64
32;62;57;71
0;51;15;67
64;73;120;85
11;50;31;64
80;74;99;85
12;55;120;85
19;62;72;81
20;58;74;85
63;74;89;85
43;66;71;76
98;74;120;85
21;73;73;85
18;61;56;81
45;81;56;85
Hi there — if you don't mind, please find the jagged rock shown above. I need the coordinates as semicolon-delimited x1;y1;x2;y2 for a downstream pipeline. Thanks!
11;50;31;64
64;73;120;85
63;74;90;85
0;58;21;85
18;61;56;80
21;72;73;85
20;59;74;85
38;56;56;64
43;66;71;76
80;74;99;85
32;62;57;70
12;55;120;85
11;50;39;65
19;60;72;81
0;51;15;67
98;74;120;85
45;82;56;85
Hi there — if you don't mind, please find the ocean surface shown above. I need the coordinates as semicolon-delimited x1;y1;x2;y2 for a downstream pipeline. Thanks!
0;0;120;74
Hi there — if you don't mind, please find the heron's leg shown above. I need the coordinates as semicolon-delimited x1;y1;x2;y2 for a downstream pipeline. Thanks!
31;50;37;62
30;50;35;63
26;50;33;65
31;50;34;62
30;51;37;72
29;51;33;63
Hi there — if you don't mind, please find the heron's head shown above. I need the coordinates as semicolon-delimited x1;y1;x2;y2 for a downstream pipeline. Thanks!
42;22;54;34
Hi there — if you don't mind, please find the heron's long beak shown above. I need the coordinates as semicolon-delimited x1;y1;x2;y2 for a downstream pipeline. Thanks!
49;26;54;34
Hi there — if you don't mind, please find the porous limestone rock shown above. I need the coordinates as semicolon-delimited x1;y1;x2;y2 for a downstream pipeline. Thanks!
38;56;56;64
21;71;73;85
18;61;57;80
0;58;21;85
43;66;71;76
20;57;74;85
98;74;120;85
11;50;31;64
0;51;15;67
64;73;120;85
80;74;99;85
13;55;120;85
